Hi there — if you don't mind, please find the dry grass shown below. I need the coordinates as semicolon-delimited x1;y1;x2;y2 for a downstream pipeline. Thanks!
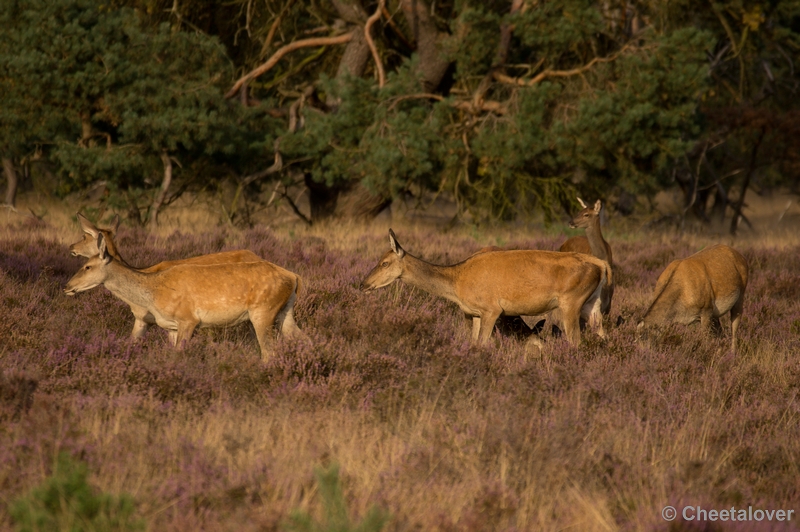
1;195;799;531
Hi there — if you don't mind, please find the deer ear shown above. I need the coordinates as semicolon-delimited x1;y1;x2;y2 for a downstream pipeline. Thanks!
110;214;121;234
97;234;111;263
594;200;602;214
388;229;405;258
576;197;587;209
78;212;99;238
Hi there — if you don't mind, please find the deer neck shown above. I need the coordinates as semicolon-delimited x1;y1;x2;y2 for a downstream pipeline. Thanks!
400;254;459;304
584;220;609;263
103;234;133;269
102;261;156;309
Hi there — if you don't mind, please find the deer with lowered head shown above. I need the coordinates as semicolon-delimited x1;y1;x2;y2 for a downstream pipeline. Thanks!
360;230;612;346
69;212;262;339
559;198;614;316
65;233;306;359
637;244;748;352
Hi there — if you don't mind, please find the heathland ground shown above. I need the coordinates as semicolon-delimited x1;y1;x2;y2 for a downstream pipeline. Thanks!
1;192;799;531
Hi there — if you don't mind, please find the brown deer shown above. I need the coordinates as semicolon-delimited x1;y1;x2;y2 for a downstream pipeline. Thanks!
70;213;261;270
69;212;262;339
559;198;614;316
65;234;306;360
637;244;748;352
360;230;611;346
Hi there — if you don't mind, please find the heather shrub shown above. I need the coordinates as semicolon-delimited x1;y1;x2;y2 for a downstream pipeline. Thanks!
10;452;143;532
285;464;388;532
1;214;799;531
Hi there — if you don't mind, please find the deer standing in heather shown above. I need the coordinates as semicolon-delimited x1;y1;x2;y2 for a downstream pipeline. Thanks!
560;198;614;316
65;234;306;360
638;244;748;352
69;213;263;339
360;230;612;346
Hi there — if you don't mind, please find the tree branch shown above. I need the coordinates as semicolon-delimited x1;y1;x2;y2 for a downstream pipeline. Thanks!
280;185;312;226
494;44;635;87
259;0;297;59
226;32;355;99
148;151;173;228
242;140;283;186
387;93;445;110
365;0;386;88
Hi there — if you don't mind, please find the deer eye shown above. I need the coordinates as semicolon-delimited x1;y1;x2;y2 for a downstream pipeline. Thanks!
84;265;92;270
381;262;389;268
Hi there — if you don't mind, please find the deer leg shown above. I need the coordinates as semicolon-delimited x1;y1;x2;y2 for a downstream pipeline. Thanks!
581;296;606;339
174;321;198;350
730;297;744;353
478;310;502;344
130;306;151;340
275;291;308;342
560;306;582;345
471;316;481;343
250;308;281;361
131;318;149;340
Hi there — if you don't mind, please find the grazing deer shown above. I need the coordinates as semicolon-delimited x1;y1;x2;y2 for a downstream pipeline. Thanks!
637;244;748;352
69;212;262;338
559;198;614;316
64;234;306;360
360;230;611;346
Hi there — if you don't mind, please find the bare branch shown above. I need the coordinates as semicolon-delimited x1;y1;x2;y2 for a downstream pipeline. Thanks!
280;186;312;226
242;140;283;187
494;44;635;87
148;151;174;228
259;0;297;59
365;0;386;88
387;93;445;110
226;32;355;99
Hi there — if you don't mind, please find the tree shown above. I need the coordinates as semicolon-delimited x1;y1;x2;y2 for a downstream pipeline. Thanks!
208;0;718;222
1;0;260;226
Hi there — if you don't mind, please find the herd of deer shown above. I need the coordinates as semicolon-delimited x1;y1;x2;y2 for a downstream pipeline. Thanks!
64;198;749;359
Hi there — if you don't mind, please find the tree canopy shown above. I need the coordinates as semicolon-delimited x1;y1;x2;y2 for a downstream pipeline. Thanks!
1;0;798;230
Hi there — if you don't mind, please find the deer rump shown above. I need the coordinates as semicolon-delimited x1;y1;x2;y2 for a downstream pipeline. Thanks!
642;245;748;327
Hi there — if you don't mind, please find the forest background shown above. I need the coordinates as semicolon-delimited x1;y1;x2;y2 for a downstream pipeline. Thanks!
2;0;799;229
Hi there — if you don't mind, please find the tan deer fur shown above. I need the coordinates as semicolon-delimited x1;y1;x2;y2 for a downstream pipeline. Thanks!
559;198;614;315
360;230;612;346
65;234;305;360
69;212;262;339
637;244;748;352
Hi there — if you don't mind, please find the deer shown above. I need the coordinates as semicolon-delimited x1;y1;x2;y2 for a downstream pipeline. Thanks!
637;244;748;352
360;230;612;346
70;212;261;271
69;212;262;339
64;234;306;360
559;198;614;317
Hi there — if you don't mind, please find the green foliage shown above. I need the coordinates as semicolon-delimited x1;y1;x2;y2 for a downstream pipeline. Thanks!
10;452;143;532
0;0;262;198
284;464;388;532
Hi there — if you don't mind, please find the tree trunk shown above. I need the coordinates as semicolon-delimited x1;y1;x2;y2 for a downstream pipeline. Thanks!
304;175;389;222
730;129;764;235
303;0;389;222
148;151;173;229
2;158;18;207
399;0;451;91
327;0;372;109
